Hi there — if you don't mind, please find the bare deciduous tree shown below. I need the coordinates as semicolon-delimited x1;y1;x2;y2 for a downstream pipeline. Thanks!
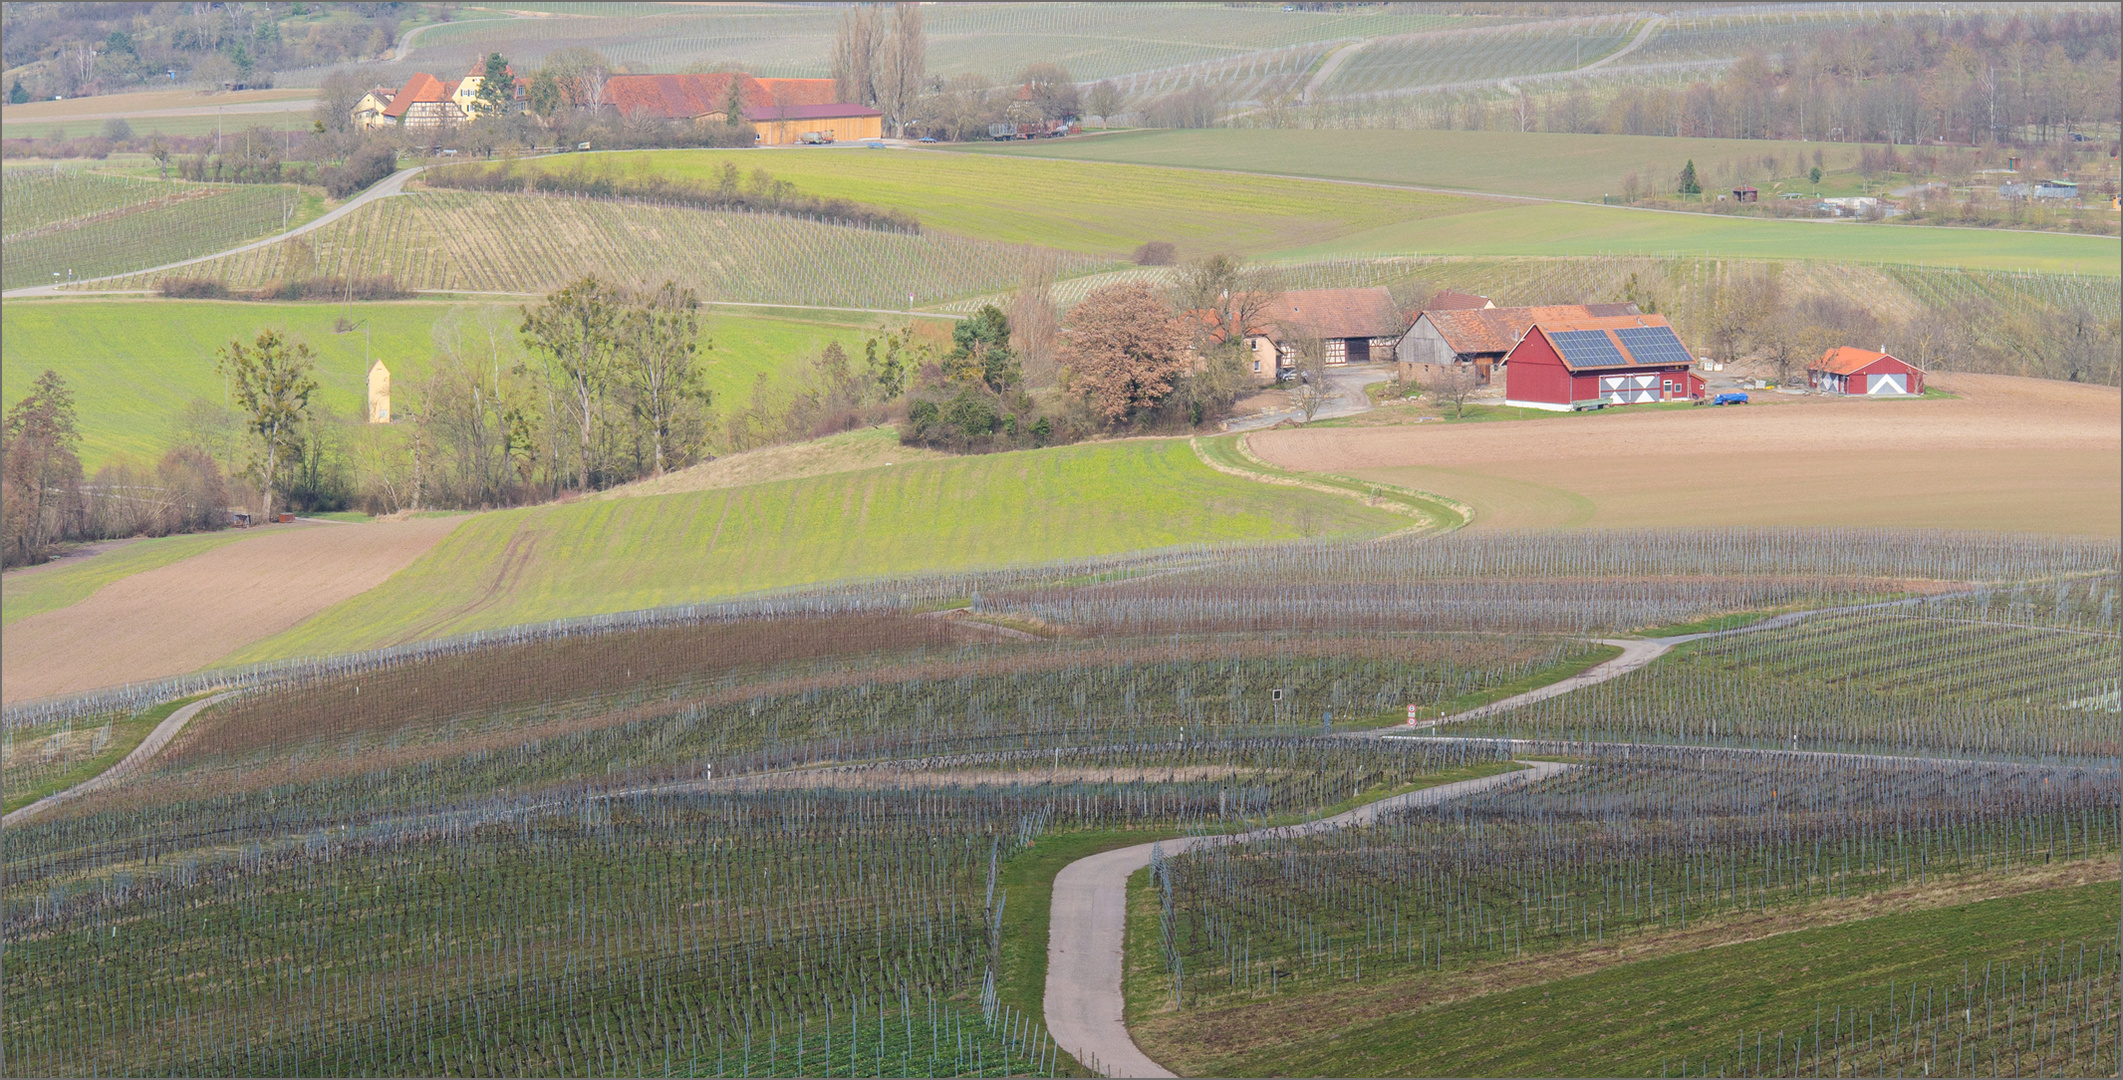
877;2;925;137
1427;362;1480;419
832;5;884;108
1284;324;1330;422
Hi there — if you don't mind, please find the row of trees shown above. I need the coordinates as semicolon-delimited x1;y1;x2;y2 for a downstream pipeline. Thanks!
1;371;234;568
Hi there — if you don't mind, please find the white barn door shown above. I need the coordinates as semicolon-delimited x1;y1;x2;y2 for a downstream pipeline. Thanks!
1868;373;1908;394
1600;373;1658;404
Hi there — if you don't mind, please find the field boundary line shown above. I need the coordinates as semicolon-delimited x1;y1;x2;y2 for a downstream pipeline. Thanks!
1189;434;1471;535
3;690;231;826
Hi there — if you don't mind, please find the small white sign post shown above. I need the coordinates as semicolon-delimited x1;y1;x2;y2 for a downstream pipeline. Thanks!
1406;704;1420;727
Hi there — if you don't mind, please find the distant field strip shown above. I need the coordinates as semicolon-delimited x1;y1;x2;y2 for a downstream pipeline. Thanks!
233;439;1401;661
1;171;300;290
90;190;1113;307
489;149;1479;260
336;3;1499;90
1321;16;1639;98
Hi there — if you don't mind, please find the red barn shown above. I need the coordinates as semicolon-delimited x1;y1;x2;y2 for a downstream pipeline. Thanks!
1504;315;1705;410
1809;347;1924;395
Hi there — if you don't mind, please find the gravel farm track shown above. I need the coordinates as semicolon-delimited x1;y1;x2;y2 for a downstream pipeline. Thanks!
0;516;462;704
1253;372;2121;535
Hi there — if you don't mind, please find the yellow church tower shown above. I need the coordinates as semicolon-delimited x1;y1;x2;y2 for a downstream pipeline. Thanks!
367;360;391;423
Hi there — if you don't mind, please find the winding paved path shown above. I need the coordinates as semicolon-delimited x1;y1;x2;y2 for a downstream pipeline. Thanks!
3;691;230;826
1045;760;1573;1077
1040;587;2030;1076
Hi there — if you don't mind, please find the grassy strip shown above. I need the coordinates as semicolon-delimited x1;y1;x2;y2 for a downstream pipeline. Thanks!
1;694;202;813
234;439;1402;661
1172;875;2120;1077
1365;643;1625;729
2;531;255;626
1632;610;1774;638
1191;434;1469;532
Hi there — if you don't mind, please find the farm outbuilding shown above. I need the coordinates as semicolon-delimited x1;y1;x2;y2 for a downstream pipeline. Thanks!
1396;303;1637;385
1242;287;1404;381
1810;347;1924;396
749;103;884;145
1503;315;1705;410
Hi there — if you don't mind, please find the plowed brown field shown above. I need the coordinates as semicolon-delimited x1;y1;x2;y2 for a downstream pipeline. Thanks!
2;518;463;704
1251;374;2120;534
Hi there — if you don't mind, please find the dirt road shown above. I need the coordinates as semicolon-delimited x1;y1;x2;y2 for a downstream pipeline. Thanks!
1044;761;1572;1077
2;517;462;704
1249;373;2120;534
2;690;232;826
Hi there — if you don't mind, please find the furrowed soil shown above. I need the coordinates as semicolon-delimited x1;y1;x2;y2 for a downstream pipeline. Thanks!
1252;373;2120;534
1;517;462;704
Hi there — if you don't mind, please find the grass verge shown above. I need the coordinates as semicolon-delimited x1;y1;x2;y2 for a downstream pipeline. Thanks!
1191;433;1468;533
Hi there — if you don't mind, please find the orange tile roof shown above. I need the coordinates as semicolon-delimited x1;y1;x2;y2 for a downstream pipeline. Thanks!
381;72;448;118
756;78;837;107
1814;346;1909;375
1420;303;1637;356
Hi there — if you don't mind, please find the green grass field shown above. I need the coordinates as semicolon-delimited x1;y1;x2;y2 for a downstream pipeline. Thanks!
231;438;1400;661
0;299;925;468
1295;199;2119;274
484;148;1482;260
1181;879;2119;1077
953;128;1872;202
1;532;261;626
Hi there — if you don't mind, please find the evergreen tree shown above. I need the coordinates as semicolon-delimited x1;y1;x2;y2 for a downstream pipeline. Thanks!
1678;160;1701;196
474;53;513;118
8;78;28;105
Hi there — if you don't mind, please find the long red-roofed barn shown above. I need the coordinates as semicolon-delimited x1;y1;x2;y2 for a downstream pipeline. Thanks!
1241;287;1405;381
1504;314;1705;409
1810;347;1925;395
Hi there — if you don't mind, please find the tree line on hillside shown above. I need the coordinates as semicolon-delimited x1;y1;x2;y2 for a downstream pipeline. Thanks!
4;253;1299;556
3;3;405;100
1248;9;2119;154
3;371;233;568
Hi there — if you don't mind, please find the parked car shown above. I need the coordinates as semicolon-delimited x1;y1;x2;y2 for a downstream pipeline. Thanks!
866;141;885;149
917;136;939;144
1709;392;1750;406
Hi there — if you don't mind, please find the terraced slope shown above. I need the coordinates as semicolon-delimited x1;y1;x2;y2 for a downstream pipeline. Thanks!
232;438;1401;660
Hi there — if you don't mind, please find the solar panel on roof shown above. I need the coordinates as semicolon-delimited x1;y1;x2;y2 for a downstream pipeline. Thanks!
1616;326;1692;367
1549;329;1625;367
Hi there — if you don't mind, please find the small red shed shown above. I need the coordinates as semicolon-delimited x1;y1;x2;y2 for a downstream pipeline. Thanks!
1733;185;1760;203
1809;347;1924;395
1503;315;1705;410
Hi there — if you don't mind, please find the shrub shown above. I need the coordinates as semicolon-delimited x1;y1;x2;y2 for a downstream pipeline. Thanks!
320;142;397;199
158;277;230;299
1133;241;1177;266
